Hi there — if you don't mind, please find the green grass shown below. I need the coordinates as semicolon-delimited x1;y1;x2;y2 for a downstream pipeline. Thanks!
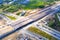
5;5;20;13
5;15;16;20
12;0;55;10
54;14;60;27
27;26;57;40
55;14;60;23
0;0;55;12
16;12;21;15
20;1;46;10
21;0;55;10
48;20;55;28
48;13;60;31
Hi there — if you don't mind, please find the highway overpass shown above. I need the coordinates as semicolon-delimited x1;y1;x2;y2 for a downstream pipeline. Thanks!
0;4;60;39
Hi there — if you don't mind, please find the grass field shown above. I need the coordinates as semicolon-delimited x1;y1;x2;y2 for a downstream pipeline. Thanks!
5;14;16;20
27;26;57;40
0;0;55;12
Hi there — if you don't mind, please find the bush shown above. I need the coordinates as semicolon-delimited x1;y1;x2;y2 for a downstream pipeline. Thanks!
38;5;45;8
